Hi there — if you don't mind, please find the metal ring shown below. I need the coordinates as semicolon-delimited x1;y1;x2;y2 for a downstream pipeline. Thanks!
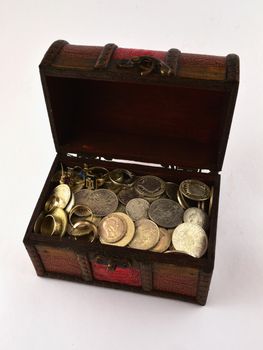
69;205;93;226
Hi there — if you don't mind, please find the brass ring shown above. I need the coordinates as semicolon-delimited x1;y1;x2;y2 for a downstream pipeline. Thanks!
69;205;93;226
40;214;62;236
44;195;60;213
177;190;189;210
70;220;98;240
109;168;135;187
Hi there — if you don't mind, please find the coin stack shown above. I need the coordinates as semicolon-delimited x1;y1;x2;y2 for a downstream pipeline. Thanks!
34;164;214;258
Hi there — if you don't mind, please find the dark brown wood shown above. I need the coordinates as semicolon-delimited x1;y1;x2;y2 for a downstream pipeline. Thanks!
140;262;153;292
196;271;212;305
94;43;118;69
39;41;239;171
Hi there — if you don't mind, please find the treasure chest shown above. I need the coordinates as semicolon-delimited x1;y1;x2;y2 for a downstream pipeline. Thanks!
23;40;239;305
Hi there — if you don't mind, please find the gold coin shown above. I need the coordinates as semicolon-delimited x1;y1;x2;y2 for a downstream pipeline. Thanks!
129;219;160;250
53;184;71;208
172;223;208;258
179;179;210;201
44;195;60;212
99;212;135;247
151;227;172;253
98;213;127;243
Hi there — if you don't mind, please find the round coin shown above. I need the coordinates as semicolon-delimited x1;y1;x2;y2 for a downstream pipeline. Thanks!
129;219;160;250
179;179;211;201
149;198;184;228
126;198;150;221
183;207;209;229
134;176;165;197
74;189;93;206
84;189;118;216
118;187;138;205
172;223;208;258
53;184;71;208
98;213;127;243
99;212;135;247
151;227;172;253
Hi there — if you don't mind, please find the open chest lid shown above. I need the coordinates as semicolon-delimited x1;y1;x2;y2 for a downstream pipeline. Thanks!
40;40;239;172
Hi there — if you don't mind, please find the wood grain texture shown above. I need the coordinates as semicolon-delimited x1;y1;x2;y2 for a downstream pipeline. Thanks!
36;245;82;277
140;262;153;292
153;263;199;297
196;271;212;305
25;245;45;276
76;254;93;281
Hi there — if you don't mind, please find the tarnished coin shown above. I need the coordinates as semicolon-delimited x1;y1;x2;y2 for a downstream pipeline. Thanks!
53;184;71;208
98;213;127;243
172;223;208;258
183;207;209;229
134;176;165;197
151;227;172;253
116;203;126;213
118;187;138;205
177;190;189;210
126;198;150;221
83;189;118;216
129;219;160;250
74;189;93;206
149;198;184;228
99;212;135;247
179;179;211;201
165;182;179;201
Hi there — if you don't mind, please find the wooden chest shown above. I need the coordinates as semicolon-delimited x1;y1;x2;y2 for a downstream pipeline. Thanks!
23;40;239;305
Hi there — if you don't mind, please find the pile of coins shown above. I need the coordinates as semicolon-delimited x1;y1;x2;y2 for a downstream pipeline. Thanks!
34;163;214;258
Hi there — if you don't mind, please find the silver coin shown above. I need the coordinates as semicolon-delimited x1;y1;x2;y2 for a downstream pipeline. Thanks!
148;198;184;228
134;176;165;197
172;222;208;258
84;189;118;216
165;182;179;201
74;189;93;205
183;207;209;229
118;187;138;205
126;198;150;221
129;219;160;250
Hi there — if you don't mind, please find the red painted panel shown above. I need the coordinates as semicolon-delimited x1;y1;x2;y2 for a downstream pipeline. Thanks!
92;262;141;287
37;245;82;277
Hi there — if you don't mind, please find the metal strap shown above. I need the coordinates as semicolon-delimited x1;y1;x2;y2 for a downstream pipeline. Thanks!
165;48;181;76
94;43;118;69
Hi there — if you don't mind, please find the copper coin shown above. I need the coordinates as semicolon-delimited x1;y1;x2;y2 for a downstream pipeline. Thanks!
129;219;160;250
151;227;172;253
98;213;127;243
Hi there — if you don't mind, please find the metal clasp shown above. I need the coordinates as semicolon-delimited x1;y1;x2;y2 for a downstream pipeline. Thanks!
117;55;172;76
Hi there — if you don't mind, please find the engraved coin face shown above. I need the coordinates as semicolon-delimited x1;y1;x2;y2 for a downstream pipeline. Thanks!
151;227;172;253
183;207;209;229
126;198;150;221
165;182;179;201
118;187;138;205
99;213;127;243
179;179;210;201
99;212;135;247
53;184;71;208
149;198;184;228
134;176;165;197
83;189;118;216
172;223;208;258
74;189;93;206
129;219;160;250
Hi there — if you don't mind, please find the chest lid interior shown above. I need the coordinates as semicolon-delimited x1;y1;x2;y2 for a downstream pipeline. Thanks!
40;40;239;171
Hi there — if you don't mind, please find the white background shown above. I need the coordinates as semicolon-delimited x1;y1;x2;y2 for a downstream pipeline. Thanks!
1;1;263;349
